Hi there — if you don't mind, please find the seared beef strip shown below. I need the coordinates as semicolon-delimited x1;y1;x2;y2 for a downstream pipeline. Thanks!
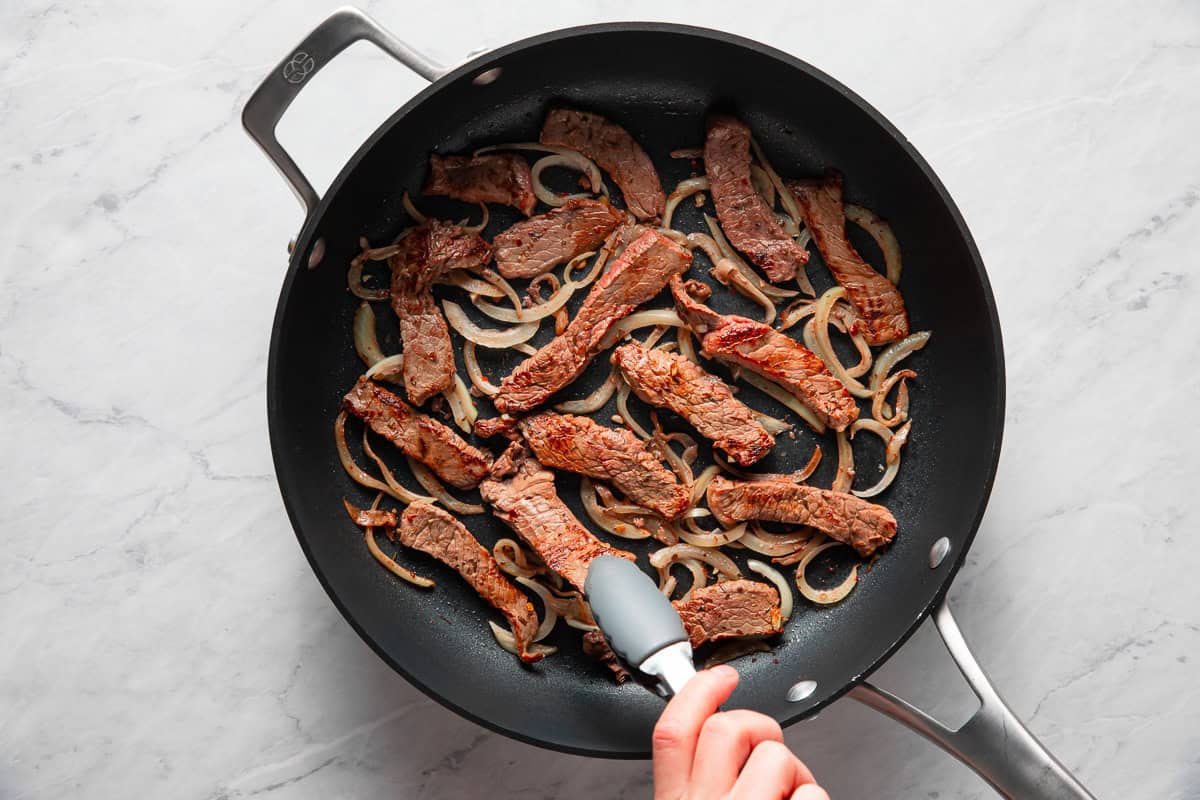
399;503;543;663
541;108;665;221
492;198;624;279
518;412;690;519
670;278;858;431
479;444;634;591
707;476;897;556
611;342;774;467
583;579;782;675
488;229;691;416
343;378;493;489
390;220;491;405
423;153;536;216
705;115;809;283
675;580;783;647
788;172;909;345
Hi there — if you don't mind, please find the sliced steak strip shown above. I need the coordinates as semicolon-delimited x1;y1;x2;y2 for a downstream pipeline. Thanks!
390;220;491;405
706;476;897;556
399;503;543;663
492;198;624;279
479;444;634;591
518;412;690;519
671;278;858;431
787;172;909;345
541;108;665;221
423;153;536;216
490;229;691;416
583;579;782;674
343;378;493;489
675;580;783;647
704;115;809;283
611;342;774;467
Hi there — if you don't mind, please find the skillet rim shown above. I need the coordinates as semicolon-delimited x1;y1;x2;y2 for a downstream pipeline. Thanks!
264;20;1006;758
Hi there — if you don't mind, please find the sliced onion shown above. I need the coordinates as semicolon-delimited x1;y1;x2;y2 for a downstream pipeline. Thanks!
670;147;702;159
796;542;859;605
846;204;902;285
776;211;801;238
738;371;826;434
347;258;390;301
555;369;618;414
463;341;500;397
459;203;489;234
832;430;855;494
869;331;932;395
778;298;815;333
677;520;747;548
690;464;721;506
713;446;820;485
441;269;504;298
359;427;434;505
353;302;387;366
755;412;792;436
676;558;709;603
334;412;432;505
750;164;776;208
512;343;538;356
812;287;872;398
475;143;604;194
873;369;916;427
364;353;405;384
741;524;814;558
615;379;652;440
563;248;605;288
598;309;685;349
479;269;525;317
514;576;560;642
494;538;543;578
748;137;815;296
712;256;777;325
404;455;483;515
401;191;427;223
701;215;799;301
580;478;653;540
677;326;699;363
747;559;794;622
664;176;710;228
849;419;911;498
443;299;539;348
650;544;741;581
473;277;578;324
532;154;595;206
442;374;477;434
365;526;435;587
488;620;557;657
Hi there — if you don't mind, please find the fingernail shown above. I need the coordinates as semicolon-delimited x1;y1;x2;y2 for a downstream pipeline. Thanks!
710;664;739;681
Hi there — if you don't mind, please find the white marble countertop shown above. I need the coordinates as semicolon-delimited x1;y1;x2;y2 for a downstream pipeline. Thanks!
3;1;1199;797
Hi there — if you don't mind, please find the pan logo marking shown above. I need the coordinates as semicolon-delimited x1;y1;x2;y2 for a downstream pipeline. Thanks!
283;51;316;84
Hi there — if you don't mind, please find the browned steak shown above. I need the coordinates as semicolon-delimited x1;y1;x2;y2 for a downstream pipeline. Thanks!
706;476;897;556
399;503;543;663
670;278;858;431
704;115;809;283
423;153;536;216
582;630;630;683
489;229;691;416
675;580;783;647
788;172;909;345
611;343;774;467
492;198;624;279
541;108;665;221
390;220;491;405
343;378;493;489
479;444;634;590
518;412;690;519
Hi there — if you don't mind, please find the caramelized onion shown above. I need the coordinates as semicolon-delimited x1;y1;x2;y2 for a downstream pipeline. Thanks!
812;287;872;398
463;342;499;397
747;559;794;621
738;372;826;434
650;544;741;581
443;299;539;348
664;177;710;228
796;542;859;605
406;456;484;514
845;203;902;285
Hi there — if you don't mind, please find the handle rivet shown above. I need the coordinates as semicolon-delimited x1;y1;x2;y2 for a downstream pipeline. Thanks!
307;237;326;269
929;537;951;569
472;67;502;86
786;680;818;702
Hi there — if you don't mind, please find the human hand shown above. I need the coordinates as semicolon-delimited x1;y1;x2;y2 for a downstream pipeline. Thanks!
652;665;830;800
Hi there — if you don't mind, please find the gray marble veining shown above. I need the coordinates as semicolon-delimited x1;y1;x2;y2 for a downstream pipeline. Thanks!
2;1;1199;797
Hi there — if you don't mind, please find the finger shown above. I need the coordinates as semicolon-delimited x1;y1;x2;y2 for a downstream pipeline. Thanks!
652;665;739;800
729;740;808;800
790;785;832;800
685;709;784;800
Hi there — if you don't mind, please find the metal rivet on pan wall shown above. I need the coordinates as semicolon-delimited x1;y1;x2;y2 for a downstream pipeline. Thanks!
786;680;818;702
307;237;326;269
472;67;502;86
929;536;951;569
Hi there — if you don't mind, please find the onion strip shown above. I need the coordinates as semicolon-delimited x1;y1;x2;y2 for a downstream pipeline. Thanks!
401;191;427;223
616;379;652;440
441;269;504;298
832;430;854;493
532;154;595;206
663;177;710;228
748;137;815;295
812;287;872;398
555;369;618;414
677;521;747;548
748;559;794;622
475;142;604;194
405;456;484;514
740;524;813;557
463;341;499;396
796;542;859;605
598;309;685;349
650;544;741;581
353;302;387;366
701;215;799;301
442;374;478;434
359;428;434;505
365;526;435;587
443;300;539;348
869;331;932;395
514;577;560;642
580;478;653;540
846;204;902;285
347;258;390;301
872;369;915;427
488;620;557;657
364;354;405;384
738;372;826;434
334;412;432;505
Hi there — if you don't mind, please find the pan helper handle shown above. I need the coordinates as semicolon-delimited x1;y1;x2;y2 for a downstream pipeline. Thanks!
585;556;697;695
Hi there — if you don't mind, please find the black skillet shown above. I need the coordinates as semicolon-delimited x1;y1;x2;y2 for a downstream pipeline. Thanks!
244;9;1094;798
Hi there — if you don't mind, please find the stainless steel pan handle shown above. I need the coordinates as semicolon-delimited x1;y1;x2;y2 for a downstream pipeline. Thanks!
850;601;1095;799
242;6;445;216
